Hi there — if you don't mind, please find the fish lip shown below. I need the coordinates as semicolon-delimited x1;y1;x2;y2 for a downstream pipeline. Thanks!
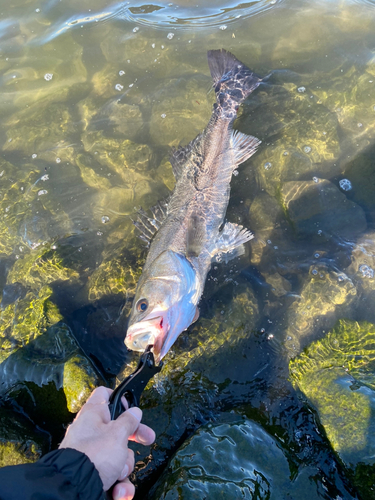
125;315;169;355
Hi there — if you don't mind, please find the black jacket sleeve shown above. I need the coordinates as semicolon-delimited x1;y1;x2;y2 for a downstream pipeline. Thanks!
0;448;104;500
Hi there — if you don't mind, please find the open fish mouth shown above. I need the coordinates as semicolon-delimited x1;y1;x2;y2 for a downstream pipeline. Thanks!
125;315;168;355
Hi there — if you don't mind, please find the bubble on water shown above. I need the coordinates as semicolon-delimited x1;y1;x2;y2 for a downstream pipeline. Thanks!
44;73;53;81
314;253;320;258
41;174;49;181
359;264;374;278
161;45;165;49
78;247;82;252
35;8;40;12
115;83;124;91
101;215;110;224
313;176;319;183
304;146;311;153
233;169;239;176
267;239;272;244
264;162;272;170
161;113;166;118
267;334;274;340
283;150;289;156
32;153;37;159
129;83;134;88
311;269;318;275
317;229;322;235
216;253;223;263
38;189;47;196
97;231;103;236
133;27;139;32
337;275;345;282
167;32;174;39
151;43;155;48
339;178;352;191
119;70;125;76
220;25;227;30
56;157;61;163
357;122;363;128
297;86;306;93
0;171;4;177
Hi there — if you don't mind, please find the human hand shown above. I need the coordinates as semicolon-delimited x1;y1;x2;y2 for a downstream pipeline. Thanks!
59;386;155;499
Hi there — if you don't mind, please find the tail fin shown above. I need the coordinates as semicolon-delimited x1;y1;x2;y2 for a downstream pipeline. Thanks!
207;49;261;119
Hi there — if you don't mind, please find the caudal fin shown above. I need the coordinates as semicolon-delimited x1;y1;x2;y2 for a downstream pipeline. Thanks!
207;49;261;119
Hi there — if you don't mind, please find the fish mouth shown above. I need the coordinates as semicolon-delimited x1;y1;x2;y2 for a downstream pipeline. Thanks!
125;315;168;359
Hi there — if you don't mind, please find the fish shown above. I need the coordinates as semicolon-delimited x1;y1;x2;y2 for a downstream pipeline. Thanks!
125;49;262;362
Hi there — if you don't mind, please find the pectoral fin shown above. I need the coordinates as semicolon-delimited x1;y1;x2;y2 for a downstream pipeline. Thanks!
210;222;254;263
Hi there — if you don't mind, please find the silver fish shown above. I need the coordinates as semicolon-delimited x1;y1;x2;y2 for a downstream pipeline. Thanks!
125;49;261;362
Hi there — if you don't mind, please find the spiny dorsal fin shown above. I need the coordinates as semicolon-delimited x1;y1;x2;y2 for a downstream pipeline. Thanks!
230;130;261;166
132;200;168;245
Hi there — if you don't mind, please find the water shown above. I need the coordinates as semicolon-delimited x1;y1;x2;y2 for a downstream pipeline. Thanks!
1;0;375;497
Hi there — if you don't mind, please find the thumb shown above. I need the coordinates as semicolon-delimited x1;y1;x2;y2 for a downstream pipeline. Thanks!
114;407;142;440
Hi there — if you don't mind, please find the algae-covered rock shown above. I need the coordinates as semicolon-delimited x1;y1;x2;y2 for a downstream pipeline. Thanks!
152;416;328;500
0;322;99;414
283;264;357;355
290;319;375;467
63;355;98;413
0;407;47;467
237;83;341;195
7;246;79;291
149;74;213;146
279;179;367;240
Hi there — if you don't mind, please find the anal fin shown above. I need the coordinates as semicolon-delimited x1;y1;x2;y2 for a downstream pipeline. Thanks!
231;130;261;166
210;222;254;263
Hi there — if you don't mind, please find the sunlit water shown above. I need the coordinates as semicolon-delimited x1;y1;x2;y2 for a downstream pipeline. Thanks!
1;0;375;497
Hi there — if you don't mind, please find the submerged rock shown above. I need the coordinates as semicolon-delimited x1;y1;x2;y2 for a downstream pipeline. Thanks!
0;407;47;467
152;416;331;500
149;75;213;146
279;179;367;241
283;264;357;356
290;319;375;468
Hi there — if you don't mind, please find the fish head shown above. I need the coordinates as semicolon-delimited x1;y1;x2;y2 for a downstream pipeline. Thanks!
125;250;200;362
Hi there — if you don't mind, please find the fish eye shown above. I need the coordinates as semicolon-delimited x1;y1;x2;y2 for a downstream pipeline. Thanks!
136;298;148;312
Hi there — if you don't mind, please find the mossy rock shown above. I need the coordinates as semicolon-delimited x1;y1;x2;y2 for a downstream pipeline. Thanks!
289;319;375;467
0;406;49;467
283;264;357;356
63;355;98;413
149;74;213;146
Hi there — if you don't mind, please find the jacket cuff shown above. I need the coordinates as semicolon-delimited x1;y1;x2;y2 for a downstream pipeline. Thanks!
39;448;103;498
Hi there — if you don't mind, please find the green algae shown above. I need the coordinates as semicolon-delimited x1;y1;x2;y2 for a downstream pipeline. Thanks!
289;319;375;466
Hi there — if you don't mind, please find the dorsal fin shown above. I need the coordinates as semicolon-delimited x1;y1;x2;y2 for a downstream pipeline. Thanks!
132;200;168;245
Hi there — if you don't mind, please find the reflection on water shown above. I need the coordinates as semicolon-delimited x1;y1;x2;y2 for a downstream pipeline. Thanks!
1;0;375;497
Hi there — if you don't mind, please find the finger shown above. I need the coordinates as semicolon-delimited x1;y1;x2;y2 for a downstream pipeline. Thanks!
118;449;135;481
129;423;155;446
121;395;129;411
77;386;113;422
86;386;113;405
112;478;135;500
114;407;142;441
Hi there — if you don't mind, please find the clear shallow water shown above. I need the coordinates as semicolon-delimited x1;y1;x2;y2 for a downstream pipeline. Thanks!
1;0;375;497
